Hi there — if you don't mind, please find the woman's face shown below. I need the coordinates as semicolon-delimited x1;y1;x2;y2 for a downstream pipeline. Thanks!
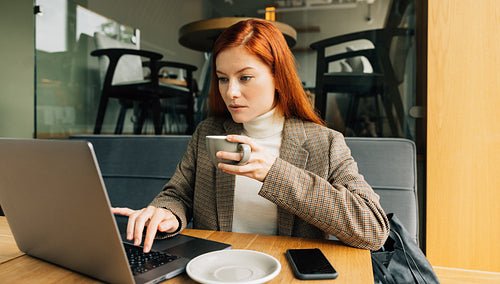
216;46;276;123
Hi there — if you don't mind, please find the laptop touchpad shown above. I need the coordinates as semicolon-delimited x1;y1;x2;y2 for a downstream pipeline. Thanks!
163;238;231;260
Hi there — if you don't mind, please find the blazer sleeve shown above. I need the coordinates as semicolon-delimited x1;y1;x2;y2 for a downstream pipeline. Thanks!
149;130;200;236
259;131;390;250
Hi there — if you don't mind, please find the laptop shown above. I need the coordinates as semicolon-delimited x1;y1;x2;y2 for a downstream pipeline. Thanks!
0;138;231;284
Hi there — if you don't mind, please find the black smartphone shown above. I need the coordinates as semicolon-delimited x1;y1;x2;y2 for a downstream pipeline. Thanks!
286;248;338;280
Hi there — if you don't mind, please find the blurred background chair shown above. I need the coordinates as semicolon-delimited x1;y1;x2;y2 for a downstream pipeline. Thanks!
311;0;414;137
91;32;197;135
143;60;198;134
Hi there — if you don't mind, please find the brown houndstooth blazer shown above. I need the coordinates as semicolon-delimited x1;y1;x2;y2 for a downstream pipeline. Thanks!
150;116;389;250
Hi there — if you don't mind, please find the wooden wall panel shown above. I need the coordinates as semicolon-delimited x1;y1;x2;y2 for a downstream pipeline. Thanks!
427;0;500;272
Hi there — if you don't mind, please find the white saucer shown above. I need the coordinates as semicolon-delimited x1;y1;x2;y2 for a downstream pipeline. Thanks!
186;249;281;284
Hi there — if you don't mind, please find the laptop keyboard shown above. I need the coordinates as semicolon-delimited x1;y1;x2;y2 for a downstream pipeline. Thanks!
124;243;180;276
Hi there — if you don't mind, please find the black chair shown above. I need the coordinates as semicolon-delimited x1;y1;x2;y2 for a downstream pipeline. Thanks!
91;33;197;135
310;0;414;137
145;60;198;134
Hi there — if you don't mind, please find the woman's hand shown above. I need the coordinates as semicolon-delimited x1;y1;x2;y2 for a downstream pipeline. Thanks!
111;206;179;253
216;135;276;182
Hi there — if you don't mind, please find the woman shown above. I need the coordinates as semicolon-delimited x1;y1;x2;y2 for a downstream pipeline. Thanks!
113;19;389;253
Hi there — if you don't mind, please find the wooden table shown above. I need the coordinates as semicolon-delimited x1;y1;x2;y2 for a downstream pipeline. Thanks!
0;216;372;283
178;17;297;52
4;215;500;283
0;217;23;264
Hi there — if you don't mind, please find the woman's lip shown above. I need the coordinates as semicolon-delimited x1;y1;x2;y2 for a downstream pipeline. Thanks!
229;105;246;111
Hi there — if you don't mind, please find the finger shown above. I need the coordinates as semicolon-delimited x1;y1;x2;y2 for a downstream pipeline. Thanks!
143;209;164;253
158;220;179;233
219;156;272;182
219;162;251;174
133;206;155;246
217;150;245;162
226;135;255;147
157;208;180;233
111;207;135;216
126;210;140;241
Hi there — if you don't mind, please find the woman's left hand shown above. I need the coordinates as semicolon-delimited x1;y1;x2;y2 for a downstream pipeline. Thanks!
216;134;276;182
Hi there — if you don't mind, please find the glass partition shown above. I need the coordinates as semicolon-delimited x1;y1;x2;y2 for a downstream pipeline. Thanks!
35;0;417;140
35;0;139;138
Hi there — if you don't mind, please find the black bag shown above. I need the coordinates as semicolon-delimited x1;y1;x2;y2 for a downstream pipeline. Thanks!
372;213;440;284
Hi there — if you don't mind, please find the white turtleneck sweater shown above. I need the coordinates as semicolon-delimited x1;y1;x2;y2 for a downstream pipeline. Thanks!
231;108;284;235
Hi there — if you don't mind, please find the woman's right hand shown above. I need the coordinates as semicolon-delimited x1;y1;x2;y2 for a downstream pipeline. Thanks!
111;206;179;253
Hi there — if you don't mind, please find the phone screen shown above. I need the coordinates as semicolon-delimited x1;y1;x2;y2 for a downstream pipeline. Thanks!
286;248;338;279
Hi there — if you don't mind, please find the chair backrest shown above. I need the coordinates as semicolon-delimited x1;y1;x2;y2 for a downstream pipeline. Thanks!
312;0;415;83
345;137;418;243
67;135;418;242
93;32;144;85
68;135;191;210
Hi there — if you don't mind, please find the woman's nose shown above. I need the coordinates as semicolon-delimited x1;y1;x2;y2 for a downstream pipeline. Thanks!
226;80;241;99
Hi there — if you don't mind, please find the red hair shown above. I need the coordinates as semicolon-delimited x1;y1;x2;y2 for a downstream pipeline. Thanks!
208;19;324;126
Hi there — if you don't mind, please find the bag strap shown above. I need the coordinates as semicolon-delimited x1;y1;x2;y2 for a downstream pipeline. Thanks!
371;254;397;284
391;229;429;284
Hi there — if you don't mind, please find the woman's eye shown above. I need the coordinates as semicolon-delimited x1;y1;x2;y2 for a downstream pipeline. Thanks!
217;77;228;83
240;76;252;82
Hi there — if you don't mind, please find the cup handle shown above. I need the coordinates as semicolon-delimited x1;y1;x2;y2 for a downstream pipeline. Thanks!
237;144;251;165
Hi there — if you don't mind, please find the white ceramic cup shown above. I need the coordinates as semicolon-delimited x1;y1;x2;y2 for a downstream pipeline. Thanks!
206;135;251;166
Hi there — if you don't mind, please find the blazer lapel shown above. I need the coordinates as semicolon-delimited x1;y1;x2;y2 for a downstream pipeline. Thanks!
276;118;309;236
215;120;244;231
280;118;309;169
214;118;309;236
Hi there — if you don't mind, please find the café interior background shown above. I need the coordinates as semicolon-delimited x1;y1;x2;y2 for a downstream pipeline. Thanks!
34;0;416;140
5;1;500;273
